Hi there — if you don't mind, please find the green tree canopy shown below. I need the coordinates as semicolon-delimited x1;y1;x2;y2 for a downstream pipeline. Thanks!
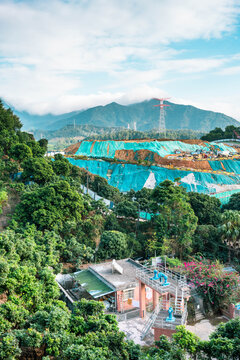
0;100;22;132
52;156;71;177
97;230;129;260
12;180;84;230
188;192;221;226
223;192;240;211
0;188;7;214
160;193;198;260
10;143;32;163
22;157;54;184
150;180;188;212
114;200;138;219
192;225;221;259
219;210;240;262
201;125;239;141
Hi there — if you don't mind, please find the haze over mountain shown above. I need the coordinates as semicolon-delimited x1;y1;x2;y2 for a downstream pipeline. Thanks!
3;99;239;133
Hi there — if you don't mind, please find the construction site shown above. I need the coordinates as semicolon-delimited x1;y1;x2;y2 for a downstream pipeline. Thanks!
65;137;240;204
64;99;240;203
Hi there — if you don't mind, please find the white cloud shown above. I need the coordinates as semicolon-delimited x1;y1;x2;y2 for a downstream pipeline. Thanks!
0;0;239;115
174;96;240;122
220;65;240;75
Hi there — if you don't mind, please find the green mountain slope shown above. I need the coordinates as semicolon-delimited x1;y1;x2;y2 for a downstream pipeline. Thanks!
3;98;239;132
40;99;240;132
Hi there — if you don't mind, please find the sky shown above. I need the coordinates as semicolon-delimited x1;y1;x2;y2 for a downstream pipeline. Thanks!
0;0;240;120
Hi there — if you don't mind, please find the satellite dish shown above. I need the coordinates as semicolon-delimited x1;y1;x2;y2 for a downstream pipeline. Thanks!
112;259;123;275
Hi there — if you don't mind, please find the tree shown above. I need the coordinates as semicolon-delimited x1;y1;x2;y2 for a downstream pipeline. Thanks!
172;326;200;357
188;192;221;226
0;188;7;214
159;194;198;260
0;257;9;287
62;238;94;264
134;187;153;212
97;230;129;260
150;180;188;213
104;213;121;231
0;333;21;359
192;225;221;259
201;318;240;360
10;143;32;162
183;259;239;312
26;140;45;157
201;125;240;142
52;158;71;177
201;127;224;141
0;100;22;132
0;100;23;155
90;175;122;202
38;138;48;153
219;210;240;262
22;157;54;184
114;200;138;219
223;192;240;211
12;180;84;230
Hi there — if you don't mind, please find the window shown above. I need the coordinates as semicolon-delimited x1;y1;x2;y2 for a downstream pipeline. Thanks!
123;289;134;301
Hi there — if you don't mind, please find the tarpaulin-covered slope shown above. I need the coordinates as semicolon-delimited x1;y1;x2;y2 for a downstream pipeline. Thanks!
208;160;240;174
74;140;235;158
68;139;240;203
68;158;240;196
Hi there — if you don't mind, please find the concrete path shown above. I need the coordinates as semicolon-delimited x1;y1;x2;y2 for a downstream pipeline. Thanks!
118;316;154;346
186;316;227;341
118;315;227;345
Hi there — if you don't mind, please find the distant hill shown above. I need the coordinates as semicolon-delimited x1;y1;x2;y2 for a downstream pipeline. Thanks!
1;99;84;130
2;98;239;132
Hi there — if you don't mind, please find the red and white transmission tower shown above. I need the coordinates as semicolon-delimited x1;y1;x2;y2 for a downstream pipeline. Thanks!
154;98;170;137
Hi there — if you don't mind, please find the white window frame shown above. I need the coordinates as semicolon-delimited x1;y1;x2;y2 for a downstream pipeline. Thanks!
122;288;135;301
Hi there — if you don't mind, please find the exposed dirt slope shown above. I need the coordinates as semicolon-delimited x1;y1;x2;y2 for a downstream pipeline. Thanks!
65;142;81;154
115;149;212;170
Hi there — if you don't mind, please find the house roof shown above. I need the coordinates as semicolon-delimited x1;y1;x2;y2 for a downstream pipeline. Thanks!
89;258;141;291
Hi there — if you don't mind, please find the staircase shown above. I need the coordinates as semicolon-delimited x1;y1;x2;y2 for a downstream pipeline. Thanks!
141;303;160;340
137;264;190;340
195;308;205;321
174;287;184;315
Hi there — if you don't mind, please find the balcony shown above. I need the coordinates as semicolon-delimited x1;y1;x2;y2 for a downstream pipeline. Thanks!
136;264;190;298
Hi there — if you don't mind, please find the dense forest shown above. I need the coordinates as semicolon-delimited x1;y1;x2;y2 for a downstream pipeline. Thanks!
0;99;240;359
201;125;240;142
34;124;205;151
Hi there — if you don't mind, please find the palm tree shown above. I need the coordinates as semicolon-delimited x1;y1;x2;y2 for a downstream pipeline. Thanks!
219;210;240;263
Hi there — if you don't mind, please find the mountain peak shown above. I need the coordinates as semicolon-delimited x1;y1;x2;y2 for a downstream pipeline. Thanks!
3;98;239;132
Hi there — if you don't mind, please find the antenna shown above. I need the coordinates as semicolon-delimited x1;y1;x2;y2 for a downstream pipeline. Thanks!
154;98;170;137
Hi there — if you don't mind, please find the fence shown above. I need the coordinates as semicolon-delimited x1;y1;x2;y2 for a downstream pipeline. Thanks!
114;308;140;322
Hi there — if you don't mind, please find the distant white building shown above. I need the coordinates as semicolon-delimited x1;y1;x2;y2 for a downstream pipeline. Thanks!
46;150;66;157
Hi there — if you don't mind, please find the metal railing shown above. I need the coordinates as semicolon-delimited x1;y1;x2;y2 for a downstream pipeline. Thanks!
136;266;172;294
136;265;189;298
153;307;188;330
157;264;187;286
115;308;140;322
181;305;188;324
141;303;160;340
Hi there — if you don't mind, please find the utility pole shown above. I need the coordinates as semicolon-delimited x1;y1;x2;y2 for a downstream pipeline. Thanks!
154;98;170;138
136;202;140;237
86;166;89;194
